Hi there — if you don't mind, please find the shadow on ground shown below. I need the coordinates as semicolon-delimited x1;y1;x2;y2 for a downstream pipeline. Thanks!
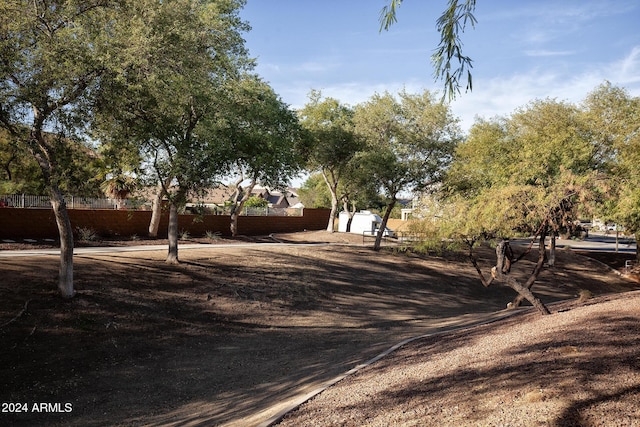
0;239;637;426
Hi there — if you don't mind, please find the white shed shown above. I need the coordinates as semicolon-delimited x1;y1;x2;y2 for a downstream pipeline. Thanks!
338;210;395;237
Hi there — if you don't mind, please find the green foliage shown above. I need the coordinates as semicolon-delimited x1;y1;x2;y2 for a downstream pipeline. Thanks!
298;91;361;184
92;0;252;205
216;75;305;190
299;90;363;230
432;0;477;100
0;0;140;296
244;195;268;208
298;173;332;208
353;89;461;249
436;90;627;246
582;82;640;237
0;129;46;194
354;90;461;201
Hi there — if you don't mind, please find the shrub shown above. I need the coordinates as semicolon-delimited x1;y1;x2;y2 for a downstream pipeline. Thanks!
76;227;98;242
205;230;221;241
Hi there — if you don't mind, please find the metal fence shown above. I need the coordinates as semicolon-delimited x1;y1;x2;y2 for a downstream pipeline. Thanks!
242;207;301;216
0;194;151;210
195;205;302;217
0;194;302;216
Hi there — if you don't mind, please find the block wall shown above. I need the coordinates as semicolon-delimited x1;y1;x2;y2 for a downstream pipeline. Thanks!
0;208;330;240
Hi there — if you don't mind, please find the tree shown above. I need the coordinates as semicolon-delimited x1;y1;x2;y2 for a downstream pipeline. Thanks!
244;195;268;208
299;90;362;232
92;0;250;263
0;128;45;194
437;98;605;314
354;89;461;250
338;159;385;232
582;83;640;260
0;0;127;298
298;173;332;208
215;76;304;236
380;0;477;100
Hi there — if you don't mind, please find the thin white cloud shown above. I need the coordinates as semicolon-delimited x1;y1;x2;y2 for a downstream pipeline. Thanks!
294;60;341;74
485;1;637;24
451;45;640;132
614;46;640;84
524;49;576;57
268;44;640;137
487;1;639;46
279;79;434;111
259;63;281;74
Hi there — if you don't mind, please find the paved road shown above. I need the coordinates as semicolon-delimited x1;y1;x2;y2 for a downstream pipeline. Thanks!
510;231;636;254
557;232;636;253
1;232;636;258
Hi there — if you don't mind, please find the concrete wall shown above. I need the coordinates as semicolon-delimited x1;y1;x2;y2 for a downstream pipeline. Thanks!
0;208;330;240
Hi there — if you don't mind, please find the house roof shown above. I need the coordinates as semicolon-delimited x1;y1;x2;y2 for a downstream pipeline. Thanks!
132;184;302;208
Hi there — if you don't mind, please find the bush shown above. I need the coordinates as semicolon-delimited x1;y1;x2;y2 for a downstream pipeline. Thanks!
76;227;98;242
244;196;268;208
205;230;221;241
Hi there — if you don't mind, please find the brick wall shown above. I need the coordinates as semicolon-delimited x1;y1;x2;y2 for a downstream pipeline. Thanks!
0;208;330;240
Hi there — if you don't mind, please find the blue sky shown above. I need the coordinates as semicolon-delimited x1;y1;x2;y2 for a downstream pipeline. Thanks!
240;0;640;132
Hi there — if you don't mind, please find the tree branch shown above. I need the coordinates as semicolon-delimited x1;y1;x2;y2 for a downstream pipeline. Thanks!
1;300;32;328
466;238;494;287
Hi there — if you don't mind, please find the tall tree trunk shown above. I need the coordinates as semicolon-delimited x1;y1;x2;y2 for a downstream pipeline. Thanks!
27;119;75;298
374;199;396;251
548;233;556;267
50;186;75;298
495;240;550;315
510;225;548;308
322;171;338;233
342;199;356;232
149;178;170;238
166;202;179;264
230;179;257;237
229;207;240;237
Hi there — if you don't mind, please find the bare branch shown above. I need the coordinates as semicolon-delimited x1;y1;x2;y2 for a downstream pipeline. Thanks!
465;238;494;287
1;299;32;329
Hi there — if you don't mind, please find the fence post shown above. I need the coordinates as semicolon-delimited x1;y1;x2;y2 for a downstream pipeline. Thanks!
21;193;25;208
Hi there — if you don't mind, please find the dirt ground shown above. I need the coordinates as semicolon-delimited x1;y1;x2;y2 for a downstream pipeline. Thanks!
0;231;638;426
278;291;640;427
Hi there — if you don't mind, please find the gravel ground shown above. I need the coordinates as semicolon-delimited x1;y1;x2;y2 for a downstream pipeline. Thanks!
278;291;640;427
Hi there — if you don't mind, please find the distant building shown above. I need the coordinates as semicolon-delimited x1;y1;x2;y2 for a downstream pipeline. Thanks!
249;186;302;209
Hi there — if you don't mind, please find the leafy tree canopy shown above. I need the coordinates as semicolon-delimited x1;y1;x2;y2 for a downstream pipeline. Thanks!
354;89;461;249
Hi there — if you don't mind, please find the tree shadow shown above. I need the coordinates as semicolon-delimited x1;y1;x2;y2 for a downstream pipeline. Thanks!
1;245;637;426
305;310;640;426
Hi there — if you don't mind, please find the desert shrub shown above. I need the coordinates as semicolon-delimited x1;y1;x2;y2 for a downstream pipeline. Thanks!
76;227;98;242
578;289;594;302
205;230;221;241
